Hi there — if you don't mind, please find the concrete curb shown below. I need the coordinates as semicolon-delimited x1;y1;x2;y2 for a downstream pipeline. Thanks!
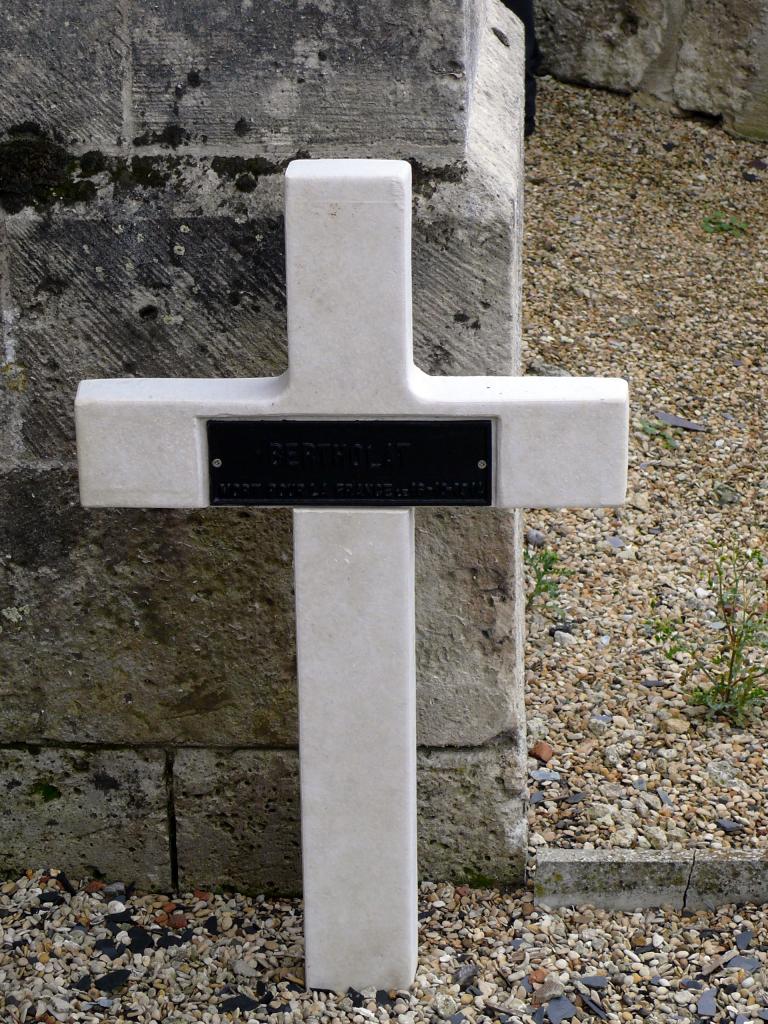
534;848;768;911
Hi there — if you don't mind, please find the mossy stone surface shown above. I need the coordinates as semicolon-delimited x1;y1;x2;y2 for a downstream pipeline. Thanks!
535;849;694;910
174;743;526;892
0;469;297;746
0;747;170;889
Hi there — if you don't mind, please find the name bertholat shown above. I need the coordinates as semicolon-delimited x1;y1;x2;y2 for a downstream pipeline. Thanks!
207;419;493;506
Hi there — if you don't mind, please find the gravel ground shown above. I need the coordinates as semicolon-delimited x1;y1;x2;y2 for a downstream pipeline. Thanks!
522;79;767;856
3;871;768;1023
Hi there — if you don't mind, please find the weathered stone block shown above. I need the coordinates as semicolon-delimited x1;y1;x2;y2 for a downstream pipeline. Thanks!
675;0;768;140
416;508;523;747
6;194;288;460
534;0;768;139
0;1;124;146
1;151;523;753
0;465;521;751
0;746;170;888
174;743;526;892
0;0;529;890
130;0;477;160
174;749;302;895
534;0;668;94
6;163;520;459
687;852;768;910
412;176;518;378
0;468;298;746
535;849;693;910
536;849;768;911
417;745;526;888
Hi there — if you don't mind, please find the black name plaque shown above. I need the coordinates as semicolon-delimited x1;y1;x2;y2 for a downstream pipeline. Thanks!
207;419;493;507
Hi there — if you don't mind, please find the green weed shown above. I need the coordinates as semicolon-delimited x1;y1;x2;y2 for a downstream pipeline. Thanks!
701;211;747;236
653;543;768;727
638;418;680;450
525;546;570;613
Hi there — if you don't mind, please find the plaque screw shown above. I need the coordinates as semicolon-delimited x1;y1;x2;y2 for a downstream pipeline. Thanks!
212;458;222;468
477;459;487;469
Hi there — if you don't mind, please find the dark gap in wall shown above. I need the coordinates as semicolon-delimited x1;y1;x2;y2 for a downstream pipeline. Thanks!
165;750;179;892
0;741;300;753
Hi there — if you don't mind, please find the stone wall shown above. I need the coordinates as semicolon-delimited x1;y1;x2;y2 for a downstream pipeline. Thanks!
534;0;768;140
0;0;527;891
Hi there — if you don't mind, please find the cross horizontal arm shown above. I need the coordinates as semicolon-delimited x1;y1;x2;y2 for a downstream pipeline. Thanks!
411;371;628;508
75;373;628;509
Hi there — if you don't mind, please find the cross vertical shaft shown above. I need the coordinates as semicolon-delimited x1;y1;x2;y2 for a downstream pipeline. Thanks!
287;164;419;987
294;509;418;990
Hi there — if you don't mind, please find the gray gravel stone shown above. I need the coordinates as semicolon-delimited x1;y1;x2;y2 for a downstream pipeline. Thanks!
715;819;745;834
728;956;760;973
546;995;577;1023
579;976;609;990
553;630;577;647
697;988;717;1017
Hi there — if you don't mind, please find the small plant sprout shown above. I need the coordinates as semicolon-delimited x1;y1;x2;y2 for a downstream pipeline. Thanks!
654;542;768;726
701;211;748;236
638;417;681;450
524;544;570;614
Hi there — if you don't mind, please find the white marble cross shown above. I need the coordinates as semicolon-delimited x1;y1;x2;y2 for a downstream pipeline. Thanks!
76;160;628;992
